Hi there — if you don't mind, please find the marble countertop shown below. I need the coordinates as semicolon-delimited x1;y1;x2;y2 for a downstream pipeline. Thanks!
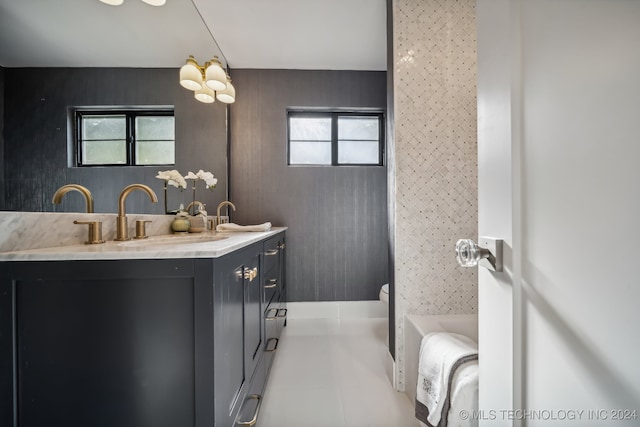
0;228;286;261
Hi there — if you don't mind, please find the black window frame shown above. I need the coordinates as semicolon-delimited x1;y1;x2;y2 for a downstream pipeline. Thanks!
287;110;385;166
74;108;175;167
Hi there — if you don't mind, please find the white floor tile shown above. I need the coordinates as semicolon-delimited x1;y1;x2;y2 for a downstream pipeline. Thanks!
279;317;341;336
286;301;340;319
340;384;420;427
258;317;418;427
338;301;388;319
259;385;347;427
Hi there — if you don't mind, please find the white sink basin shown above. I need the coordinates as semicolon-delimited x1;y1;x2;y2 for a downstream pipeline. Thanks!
118;233;228;248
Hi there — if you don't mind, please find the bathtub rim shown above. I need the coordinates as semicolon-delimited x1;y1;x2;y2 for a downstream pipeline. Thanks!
404;313;478;406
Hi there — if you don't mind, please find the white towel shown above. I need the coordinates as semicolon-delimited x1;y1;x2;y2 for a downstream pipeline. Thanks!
415;332;478;427
216;222;272;232
447;361;479;427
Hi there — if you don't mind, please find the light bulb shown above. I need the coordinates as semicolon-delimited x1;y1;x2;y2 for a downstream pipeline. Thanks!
205;57;227;91
216;78;235;104
179;56;203;91
195;85;216;104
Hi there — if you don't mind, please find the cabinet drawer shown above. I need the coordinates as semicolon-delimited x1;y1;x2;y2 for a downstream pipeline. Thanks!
264;296;280;375
264;298;279;341
263;245;280;275
263;270;279;306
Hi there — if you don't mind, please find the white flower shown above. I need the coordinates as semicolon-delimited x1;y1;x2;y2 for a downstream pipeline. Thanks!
184;171;198;180
156;170;187;189
186;169;218;190
197;169;218;189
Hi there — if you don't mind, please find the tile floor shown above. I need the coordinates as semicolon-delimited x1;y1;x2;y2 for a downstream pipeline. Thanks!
258;317;420;427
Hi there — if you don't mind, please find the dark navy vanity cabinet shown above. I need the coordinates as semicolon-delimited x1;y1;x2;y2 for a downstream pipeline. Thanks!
0;230;286;427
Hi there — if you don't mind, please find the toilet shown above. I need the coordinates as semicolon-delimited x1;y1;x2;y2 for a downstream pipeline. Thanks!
379;283;389;304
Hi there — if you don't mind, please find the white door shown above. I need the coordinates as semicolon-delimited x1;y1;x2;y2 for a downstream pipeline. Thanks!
477;1;640;426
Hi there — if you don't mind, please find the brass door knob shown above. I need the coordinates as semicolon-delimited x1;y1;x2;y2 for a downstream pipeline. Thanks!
244;267;258;282
455;237;503;272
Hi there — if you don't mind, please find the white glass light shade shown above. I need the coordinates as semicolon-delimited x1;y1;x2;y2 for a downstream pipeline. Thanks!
141;0;166;5
179;57;203;91
216;79;236;104
195;85;216;104
99;0;124;5
205;58;227;91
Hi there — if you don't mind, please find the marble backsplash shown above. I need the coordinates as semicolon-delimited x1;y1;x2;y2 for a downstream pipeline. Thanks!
0;211;177;253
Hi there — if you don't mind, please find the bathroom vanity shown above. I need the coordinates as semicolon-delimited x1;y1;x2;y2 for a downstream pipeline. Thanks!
0;228;286;427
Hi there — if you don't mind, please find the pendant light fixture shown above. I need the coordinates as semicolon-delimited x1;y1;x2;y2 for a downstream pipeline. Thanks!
179;56;235;104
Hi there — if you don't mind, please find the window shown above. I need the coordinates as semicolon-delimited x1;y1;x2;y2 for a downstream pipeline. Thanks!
74;108;175;166
287;111;384;166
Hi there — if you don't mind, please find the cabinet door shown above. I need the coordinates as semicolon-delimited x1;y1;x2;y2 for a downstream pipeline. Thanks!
1;260;197;427
214;244;263;427
244;250;262;381
214;253;246;427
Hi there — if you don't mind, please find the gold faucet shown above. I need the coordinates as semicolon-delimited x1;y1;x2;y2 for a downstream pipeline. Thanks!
52;184;94;213
216;201;236;228
186;201;205;215
115;184;158;241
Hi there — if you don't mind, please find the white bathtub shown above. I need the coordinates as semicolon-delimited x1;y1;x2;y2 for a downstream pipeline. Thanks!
404;314;478;405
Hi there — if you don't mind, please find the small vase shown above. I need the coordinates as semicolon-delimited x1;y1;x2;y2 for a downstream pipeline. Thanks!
171;217;191;233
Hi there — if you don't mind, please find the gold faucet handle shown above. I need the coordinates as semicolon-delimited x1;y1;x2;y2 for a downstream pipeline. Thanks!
73;220;105;245
134;220;153;240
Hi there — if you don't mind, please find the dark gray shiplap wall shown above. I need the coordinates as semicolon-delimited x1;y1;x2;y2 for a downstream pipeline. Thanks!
3;68;227;214
229;69;388;302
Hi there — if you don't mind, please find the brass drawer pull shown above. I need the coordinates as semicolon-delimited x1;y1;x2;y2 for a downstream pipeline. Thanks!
264;279;278;289
265;338;279;352
264;248;279;256
265;308;278;320
236;394;262;427
277;308;287;318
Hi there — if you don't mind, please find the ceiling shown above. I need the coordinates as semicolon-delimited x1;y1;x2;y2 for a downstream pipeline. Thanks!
0;0;387;71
